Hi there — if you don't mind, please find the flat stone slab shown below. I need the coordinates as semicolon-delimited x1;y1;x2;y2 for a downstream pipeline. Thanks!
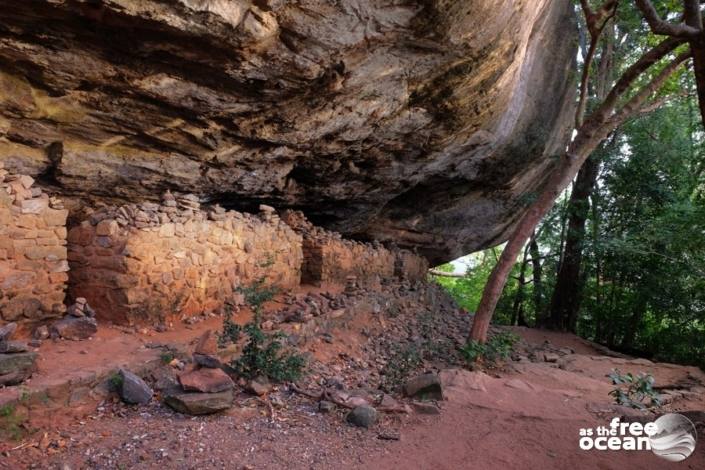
0;351;38;386
164;390;233;415
178;368;234;393
51;316;98;340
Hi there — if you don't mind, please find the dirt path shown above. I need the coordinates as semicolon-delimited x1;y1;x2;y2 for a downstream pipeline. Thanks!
1;285;703;469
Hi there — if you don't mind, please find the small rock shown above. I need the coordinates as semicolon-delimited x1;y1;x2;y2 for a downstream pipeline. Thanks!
377;430;401;441
411;401;441;415
0;341;29;353
51;316;97;340
33;325;49;340
118;369;154;405
544;353;560;363
193;353;221;369
318;400;336;413
194;330;217;356
164;390;233;415
403;373;443;400
178;368;234;393
28;339;42;348
246;377;272;396
0;322;17;342
346;405;378;428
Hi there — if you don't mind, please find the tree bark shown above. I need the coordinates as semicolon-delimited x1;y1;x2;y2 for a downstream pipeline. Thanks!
528;234;544;326
548;155;600;332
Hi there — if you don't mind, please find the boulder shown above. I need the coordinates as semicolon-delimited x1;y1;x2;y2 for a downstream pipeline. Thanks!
178;368;234;393
51;316;98;340
346;405;378;428
164;390;233;415
403;373;443;400
0;352;38;386
0;341;29;353
118;369;153;405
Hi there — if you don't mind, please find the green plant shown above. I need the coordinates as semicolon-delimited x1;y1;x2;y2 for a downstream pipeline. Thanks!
231;323;306;382
460;331;519;364
0;404;26;441
236;277;278;322
218;301;242;348
108;372;124;392
229;278;305;383
608;369;661;409
160;352;174;364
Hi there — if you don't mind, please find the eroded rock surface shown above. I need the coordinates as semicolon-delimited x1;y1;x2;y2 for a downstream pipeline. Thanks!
0;0;576;263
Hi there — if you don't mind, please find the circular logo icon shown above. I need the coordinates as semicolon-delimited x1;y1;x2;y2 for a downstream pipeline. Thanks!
649;413;698;462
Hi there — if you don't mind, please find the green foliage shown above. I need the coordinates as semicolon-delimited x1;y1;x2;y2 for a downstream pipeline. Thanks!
0;404;26;441
108;372;123;392
160;352;174;364
608;369;661;409
229;278;305;383
460;331;519;364
231;323;305;382
217;301;242;348
236;277;278;321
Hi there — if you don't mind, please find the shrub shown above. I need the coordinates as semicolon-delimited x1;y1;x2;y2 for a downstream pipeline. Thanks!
460;331;519;364
231;323;306;382
608;369;661;409
228;278;305;383
217;301;242;348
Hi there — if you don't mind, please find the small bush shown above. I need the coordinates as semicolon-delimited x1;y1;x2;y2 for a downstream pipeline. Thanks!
608;369;660;409
218;301;242;348
461;331;519;364
0;404;26;441
229;277;305;383
231;323;306;382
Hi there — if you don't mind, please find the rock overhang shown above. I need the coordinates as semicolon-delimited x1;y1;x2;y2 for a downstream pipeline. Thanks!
0;0;577;264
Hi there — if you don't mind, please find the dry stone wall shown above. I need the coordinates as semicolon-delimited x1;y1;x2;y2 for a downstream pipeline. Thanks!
67;194;302;326
281;211;427;285
0;162;69;328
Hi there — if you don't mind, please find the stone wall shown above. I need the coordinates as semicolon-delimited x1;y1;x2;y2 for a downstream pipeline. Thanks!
0;162;69;328
67;194;302;326
394;249;429;282
281;210;424;286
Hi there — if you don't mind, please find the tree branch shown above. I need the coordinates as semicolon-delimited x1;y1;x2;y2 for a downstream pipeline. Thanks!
429;269;466;278
634;0;701;37
591;36;686;124
608;51;691;128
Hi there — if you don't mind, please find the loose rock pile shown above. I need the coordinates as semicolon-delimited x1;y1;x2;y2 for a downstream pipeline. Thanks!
0;322;38;386
49;297;98;341
164;331;235;415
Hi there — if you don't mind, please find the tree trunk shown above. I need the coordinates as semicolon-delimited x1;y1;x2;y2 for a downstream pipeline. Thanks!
529;234;545;326
511;245;530;326
548;155;600;332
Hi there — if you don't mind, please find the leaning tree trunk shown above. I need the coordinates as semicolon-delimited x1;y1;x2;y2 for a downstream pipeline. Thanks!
468;7;689;343
528;234;545;326
548;155;600;332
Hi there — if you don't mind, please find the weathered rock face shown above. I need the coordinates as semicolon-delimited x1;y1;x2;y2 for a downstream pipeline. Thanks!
0;0;576;263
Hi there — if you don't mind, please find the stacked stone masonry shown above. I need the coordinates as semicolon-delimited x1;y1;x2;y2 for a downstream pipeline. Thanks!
67;194;303;326
0;162;69;328
281;210;427;285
